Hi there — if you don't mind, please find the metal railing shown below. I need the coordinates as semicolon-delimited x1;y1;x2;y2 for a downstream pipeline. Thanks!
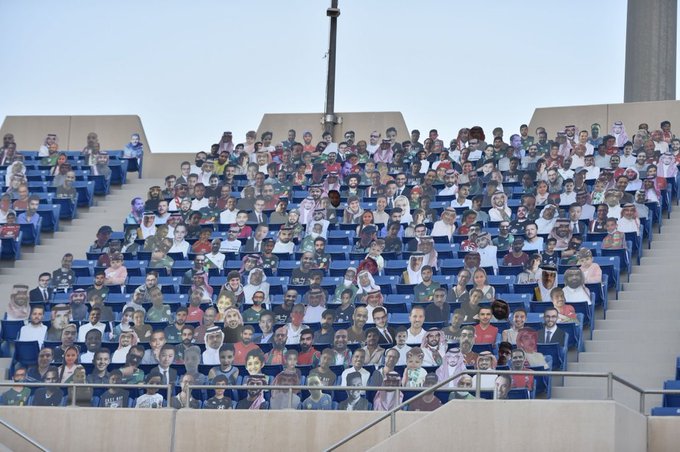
3;371;680;451
322;369;680;451
0;381;174;408
0;417;49;451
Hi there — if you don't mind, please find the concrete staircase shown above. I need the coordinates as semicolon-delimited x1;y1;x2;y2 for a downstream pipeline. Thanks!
0;175;164;377
553;210;680;412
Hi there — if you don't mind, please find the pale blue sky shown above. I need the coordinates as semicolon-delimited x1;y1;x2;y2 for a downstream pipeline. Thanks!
0;0;657;152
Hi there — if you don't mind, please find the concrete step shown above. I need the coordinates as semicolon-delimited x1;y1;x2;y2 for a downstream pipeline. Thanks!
604;309;680;320
596;319;680;329
585;340;680;353
577;352;676;363
592;329;680;341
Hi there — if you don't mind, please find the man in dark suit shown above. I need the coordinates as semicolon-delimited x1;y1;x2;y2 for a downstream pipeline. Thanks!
406;224;429;252
148;344;178;386
247;197;268;224
372;307;396;346
244;224;270;253
29;272;53;302
394;173;411;198
255;311;275;344
537;307;567;347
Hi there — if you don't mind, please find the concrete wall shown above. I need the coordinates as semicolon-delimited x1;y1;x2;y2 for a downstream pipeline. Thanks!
176;409;422;452
257;111;409;147
0;115;149;154
0;401;658;452
0;406;422;452
648;417;680;452
370;400;647;452
0;407;176;452
528;99;680;139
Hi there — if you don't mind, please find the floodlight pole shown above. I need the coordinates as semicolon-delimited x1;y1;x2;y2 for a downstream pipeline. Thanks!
324;0;341;138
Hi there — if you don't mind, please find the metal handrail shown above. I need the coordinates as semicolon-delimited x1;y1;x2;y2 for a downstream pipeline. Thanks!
0;381;174;408
322;369;674;451
0;417;49;451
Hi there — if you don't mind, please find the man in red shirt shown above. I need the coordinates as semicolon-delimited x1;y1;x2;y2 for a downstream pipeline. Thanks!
474;307;498;344
233;325;260;366
297;329;317;366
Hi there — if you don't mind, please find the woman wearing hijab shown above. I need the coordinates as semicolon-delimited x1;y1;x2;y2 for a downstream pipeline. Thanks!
394;195;412;224
402;254;425;285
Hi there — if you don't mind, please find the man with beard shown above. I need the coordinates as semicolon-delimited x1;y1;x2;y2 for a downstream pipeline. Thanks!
202;326;225;365
414;265;440;303
347;306;368;343
260;238;279;272
313;237;331;271
264;327;288;365
45;304;70;342
421;328;447;367
86;271;109;303
193;306;217;344
273;289;297;323
459;326;478;367
297;328;318;365
173;325;195;364
303;286;326;323
243;290;266;323
299;184;323;225
291;252;316;286
329;329;352;367
424;287;450;323
164;306;188;343
233;325;259;366
537;307;567;347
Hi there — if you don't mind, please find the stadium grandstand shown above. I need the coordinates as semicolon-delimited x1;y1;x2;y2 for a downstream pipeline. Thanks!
0;112;679;450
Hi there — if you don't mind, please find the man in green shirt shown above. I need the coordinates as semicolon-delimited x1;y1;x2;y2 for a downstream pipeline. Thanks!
413;265;441;303
0;367;30;406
